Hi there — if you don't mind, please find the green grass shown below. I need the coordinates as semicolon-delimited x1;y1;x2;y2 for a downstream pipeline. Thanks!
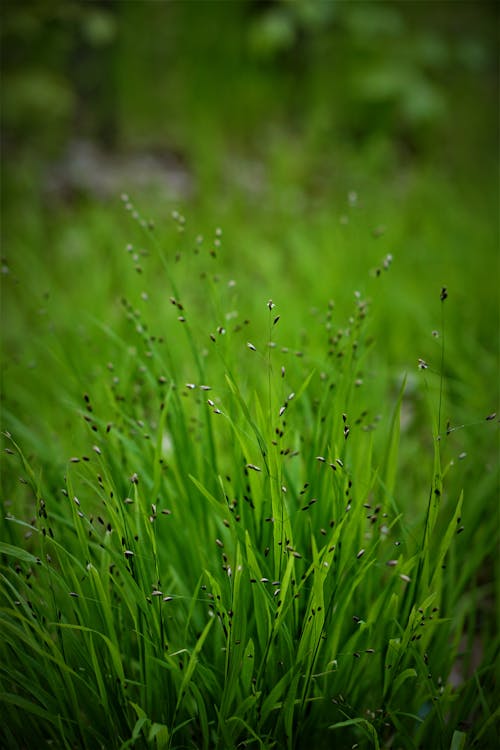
1;180;498;749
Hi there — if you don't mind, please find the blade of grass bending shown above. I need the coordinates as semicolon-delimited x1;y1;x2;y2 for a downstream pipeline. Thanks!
471;705;500;746
54;623;126;684
119;716;148;749
391;667;418;695
189;474;228;517
259;665;297;725
182;572;206;643
0;542;40;564
2;432;41;495
225;712;264;749
0;691;72;728
382;374;406;511
225;374;268;469
148;722;170;749
1;612;90;736
174;615;214;713
329;717;380;750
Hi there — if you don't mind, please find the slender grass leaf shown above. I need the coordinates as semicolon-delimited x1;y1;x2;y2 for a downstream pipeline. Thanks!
329;717;380;750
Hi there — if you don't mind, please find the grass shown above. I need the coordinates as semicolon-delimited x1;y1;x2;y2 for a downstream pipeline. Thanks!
1;179;498;749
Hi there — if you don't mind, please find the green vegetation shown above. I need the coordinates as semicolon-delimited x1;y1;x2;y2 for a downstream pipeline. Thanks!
1;2;498;749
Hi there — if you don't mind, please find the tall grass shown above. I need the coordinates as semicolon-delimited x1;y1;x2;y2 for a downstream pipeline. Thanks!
1;196;498;749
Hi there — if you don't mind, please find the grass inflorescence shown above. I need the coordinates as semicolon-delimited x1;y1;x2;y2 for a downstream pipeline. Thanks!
1;197;498;750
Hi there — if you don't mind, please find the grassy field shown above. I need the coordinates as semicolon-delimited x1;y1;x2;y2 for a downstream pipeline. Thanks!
1;2;499;748
1;169;498;748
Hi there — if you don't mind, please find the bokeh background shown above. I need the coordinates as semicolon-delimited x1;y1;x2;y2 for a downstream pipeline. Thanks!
2;3;498;283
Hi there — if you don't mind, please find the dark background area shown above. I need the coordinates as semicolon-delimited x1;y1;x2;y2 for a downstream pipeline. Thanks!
1;0;498;199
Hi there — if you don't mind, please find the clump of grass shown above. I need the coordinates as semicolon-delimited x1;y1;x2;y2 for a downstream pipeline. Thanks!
0;198;498;750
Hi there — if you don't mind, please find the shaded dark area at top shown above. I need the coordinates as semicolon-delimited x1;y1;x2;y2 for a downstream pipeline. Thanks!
1;0;498;210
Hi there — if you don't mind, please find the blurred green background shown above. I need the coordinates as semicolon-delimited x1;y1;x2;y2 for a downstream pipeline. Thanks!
1;0;498;465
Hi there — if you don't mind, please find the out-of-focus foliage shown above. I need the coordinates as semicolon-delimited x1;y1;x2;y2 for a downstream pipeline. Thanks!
1;1;118;152
1;0;497;174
